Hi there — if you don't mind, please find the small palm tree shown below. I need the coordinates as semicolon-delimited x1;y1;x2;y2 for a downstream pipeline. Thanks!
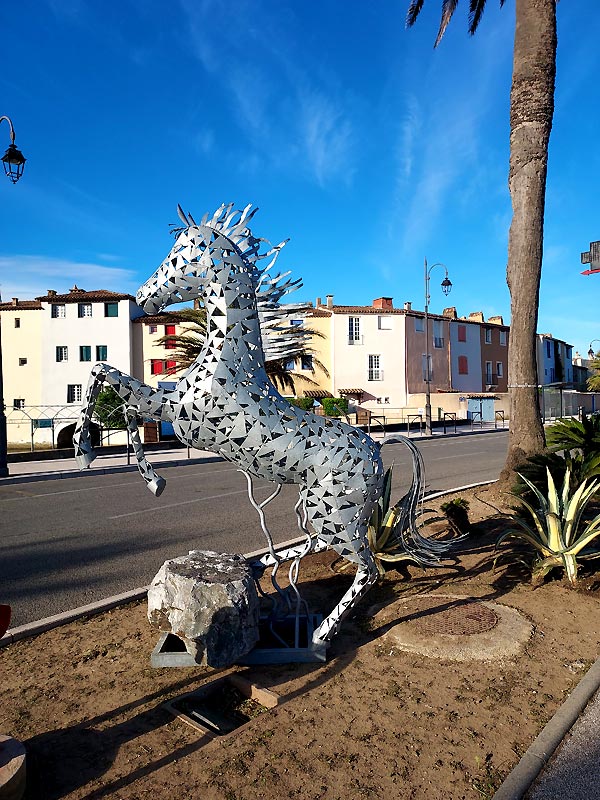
587;351;600;392
155;307;326;394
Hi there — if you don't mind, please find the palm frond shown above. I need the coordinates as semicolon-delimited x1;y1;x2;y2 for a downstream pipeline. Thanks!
435;0;459;46
406;0;425;28
468;0;488;36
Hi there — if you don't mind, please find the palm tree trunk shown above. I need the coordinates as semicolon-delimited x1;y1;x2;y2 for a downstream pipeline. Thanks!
500;0;557;485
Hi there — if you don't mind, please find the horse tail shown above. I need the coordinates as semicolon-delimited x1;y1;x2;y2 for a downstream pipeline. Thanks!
380;435;453;566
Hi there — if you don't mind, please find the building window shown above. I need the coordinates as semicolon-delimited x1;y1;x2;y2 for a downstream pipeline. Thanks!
422;354;432;382
18;357;27;366
56;346;68;362
500;330;507;346
497;362;504;378
348;316;360;344
150;359;165;375
546;340;551;358
284;358;296;371
485;328;492;344
550;367;555;382
51;304;66;318
78;303;92;318
166;359;177;372
377;315;392;330
149;324;158;334
164;324;177;349
14;318;20;328
301;355;313;371
485;361;493;384
457;324;466;343
433;320;444;348
104;302;119;318
414;317;424;332
13;399;25;409
67;384;82;403
368;354;382;381
80;346;92;362
290;319;304;327
96;345;107;361
458;355;468;375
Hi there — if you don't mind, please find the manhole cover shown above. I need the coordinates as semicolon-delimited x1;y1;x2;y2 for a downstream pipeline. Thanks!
405;599;499;636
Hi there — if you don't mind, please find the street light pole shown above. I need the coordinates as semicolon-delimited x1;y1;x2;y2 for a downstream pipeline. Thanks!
0;115;26;477
423;259;452;436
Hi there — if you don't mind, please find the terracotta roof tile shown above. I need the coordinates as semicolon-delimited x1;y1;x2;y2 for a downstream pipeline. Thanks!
34;289;136;303
0;300;43;311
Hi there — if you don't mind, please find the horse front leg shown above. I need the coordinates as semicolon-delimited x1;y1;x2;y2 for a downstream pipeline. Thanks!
74;363;172;495
124;407;166;497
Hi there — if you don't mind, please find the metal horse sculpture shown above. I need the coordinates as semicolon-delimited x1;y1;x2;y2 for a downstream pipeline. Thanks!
74;204;434;655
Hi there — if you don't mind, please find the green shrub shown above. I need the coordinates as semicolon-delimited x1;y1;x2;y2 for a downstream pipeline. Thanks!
441;497;470;535
287;397;314;411
321;397;349;417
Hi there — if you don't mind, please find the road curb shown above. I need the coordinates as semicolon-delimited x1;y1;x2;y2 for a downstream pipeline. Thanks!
0;454;223;486
492;658;600;799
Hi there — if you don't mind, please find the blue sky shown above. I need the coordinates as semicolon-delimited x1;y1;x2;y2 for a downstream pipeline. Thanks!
1;1;598;357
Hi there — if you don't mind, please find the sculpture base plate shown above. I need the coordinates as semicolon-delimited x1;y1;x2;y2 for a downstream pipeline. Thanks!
151;613;326;667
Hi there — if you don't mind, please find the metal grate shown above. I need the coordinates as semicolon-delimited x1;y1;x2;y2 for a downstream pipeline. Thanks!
404;598;499;636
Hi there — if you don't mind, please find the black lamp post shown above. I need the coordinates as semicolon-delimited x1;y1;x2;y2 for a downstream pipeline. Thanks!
423;259;452;436
588;340;600;360
0;115;26;478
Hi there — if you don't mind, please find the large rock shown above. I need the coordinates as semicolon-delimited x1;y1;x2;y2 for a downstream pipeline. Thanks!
147;550;260;667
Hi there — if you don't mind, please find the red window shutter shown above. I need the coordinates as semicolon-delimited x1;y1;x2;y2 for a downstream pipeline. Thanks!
165;325;176;335
458;325;466;342
166;360;177;372
151;359;163;375
458;355;468;375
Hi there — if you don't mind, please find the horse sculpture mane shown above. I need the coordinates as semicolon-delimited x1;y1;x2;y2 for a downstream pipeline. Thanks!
74;203;444;658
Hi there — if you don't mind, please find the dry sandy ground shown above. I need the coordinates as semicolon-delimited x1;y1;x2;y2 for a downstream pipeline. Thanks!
2;486;600;800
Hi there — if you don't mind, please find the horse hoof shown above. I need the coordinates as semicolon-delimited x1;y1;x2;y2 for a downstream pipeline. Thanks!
148;476;166;497
75;451;95;470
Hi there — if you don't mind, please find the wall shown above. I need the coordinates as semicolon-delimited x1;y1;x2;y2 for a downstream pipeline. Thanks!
449;320;481;392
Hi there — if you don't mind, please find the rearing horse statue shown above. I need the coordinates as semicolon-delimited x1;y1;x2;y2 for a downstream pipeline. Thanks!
74;204;429;654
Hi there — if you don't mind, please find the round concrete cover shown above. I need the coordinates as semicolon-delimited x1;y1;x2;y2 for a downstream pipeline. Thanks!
373;594;532;661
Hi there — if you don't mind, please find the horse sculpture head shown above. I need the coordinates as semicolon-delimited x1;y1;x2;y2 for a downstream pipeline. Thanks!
137;203;274;314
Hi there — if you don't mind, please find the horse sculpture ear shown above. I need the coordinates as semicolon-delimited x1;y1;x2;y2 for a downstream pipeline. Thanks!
177;204;189;226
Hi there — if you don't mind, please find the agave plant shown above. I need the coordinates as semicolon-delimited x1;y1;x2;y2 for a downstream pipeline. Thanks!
367;461;451;577
498;468;600;585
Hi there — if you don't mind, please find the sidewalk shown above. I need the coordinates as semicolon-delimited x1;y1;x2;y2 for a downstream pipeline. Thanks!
0;421;506;486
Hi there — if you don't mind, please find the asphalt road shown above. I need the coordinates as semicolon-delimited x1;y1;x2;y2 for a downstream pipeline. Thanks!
1;431;508;626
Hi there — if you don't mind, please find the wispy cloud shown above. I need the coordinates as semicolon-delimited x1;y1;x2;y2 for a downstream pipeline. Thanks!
177;0;356;185
0;256;139;301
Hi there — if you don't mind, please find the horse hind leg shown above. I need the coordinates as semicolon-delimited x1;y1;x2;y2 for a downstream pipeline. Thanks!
311;548;378;658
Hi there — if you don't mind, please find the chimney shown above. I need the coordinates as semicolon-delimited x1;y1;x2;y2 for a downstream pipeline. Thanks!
468;311;485;323
373;297;393;310
488;315;504;325
442;307;457;319
316;296;322;307
403;301;412;311
11;297;18;306
47;290;57;297
326;294;334;309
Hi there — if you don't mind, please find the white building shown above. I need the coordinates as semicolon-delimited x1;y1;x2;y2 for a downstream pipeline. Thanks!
0;287;145;447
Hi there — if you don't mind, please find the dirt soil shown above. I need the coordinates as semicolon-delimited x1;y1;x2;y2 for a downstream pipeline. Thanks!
2;485;600;800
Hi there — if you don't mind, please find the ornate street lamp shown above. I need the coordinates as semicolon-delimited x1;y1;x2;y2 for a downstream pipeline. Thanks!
0;115;26;478
0;115;26;184
588;340;600;360
424;259;452;436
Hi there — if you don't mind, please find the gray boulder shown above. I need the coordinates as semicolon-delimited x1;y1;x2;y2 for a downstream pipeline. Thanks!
147;550;260;667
